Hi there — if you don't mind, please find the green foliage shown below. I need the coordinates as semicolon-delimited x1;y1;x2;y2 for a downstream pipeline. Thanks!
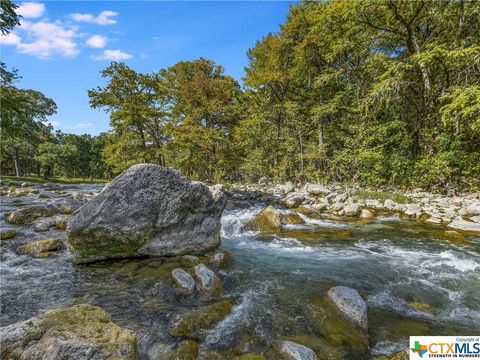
0;0;20;35
1;63;112;180
238;0;480;190
90;58;242;182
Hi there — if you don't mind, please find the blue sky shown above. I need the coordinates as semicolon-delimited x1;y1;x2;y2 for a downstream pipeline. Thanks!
1;1;291;135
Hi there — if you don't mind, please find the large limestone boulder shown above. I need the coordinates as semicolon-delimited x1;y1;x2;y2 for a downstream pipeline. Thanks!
0;304;138;359
327;286;368;331
66;164;226;263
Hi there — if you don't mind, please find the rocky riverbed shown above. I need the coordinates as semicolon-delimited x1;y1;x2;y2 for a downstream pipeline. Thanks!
1;177;479;359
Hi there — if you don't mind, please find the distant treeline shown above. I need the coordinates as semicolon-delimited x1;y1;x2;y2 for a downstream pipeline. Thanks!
1;1;479;189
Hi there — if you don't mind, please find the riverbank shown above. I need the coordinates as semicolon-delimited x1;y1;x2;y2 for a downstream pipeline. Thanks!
223;182;480;234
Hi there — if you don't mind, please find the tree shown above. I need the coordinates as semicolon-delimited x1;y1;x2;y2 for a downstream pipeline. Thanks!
89;62;169;172
0;0;20;35
1;63;57;176
162;58;243;181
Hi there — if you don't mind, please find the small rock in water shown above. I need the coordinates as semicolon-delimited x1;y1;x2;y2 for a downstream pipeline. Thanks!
192;263;222;298
181;254;200;267
0;304;137;360
16;238;62;255
278;341;317;360
54;214;70;230
6;205;56;225
171;268;196;297
359;209;375;219
327;286;368;331
284;194;306;208
245;206;281;232
34;218;55;232
43;182;63;191
0;228;16;240
208;251;231;268
39;191;58;199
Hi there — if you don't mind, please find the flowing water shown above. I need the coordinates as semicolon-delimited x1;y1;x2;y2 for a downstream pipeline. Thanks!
1;187;480;359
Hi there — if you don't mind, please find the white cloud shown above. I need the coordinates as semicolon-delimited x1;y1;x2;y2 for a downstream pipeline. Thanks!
86;35;107;48
16;2;45;18
70;11;118;25
65;122;93;129
49;120;61;127
11;20;79;58
0;33;22;45
93;49;133;61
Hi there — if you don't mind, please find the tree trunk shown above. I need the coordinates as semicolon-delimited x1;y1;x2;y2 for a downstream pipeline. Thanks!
298;129;305;184
13;146;20;177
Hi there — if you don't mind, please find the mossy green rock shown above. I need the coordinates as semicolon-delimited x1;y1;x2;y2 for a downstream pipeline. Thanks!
0;228;17;240
175;340;198;360
245;206;282;232
281;213;305;225
234;355;266;360
170;299;234;337
7;205;56;225
0;304;138;359
15;239;62;255
375;350;408;360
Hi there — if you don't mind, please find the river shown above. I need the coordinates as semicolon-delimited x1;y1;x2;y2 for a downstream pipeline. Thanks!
1;187;479;359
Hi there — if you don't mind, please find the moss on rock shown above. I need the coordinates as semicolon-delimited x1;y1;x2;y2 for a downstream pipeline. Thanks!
15;239;62;255
169;299;234;337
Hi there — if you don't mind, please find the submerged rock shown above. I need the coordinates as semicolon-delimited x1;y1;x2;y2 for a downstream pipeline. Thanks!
169;299;234;337
6;205;56;225
0;304;138;359
66;164;226;263
15;239;62;255
327;286;368;331
192;263;222;298
171;268;196;297
447;219;480;233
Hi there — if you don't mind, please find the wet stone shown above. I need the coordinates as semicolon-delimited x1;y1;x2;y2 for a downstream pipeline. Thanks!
0;228;17;240
16;239;62;255
276;341;317;360
192;263;222;299
169;299;234;337
327;286;368;331
171;268;196;297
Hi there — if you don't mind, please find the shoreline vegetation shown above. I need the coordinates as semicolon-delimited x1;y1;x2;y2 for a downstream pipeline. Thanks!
2;0;479;191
